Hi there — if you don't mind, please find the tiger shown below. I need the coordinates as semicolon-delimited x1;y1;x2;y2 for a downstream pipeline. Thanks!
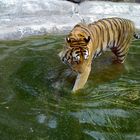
59;17;140;92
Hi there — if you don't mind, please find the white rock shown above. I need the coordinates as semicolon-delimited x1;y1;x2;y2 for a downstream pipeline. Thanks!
0;0;140;40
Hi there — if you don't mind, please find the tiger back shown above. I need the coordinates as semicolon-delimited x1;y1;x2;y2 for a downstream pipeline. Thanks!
59;17;136;92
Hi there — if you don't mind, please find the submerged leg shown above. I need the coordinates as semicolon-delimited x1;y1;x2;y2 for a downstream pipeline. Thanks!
72;65;91;92
111;45;130;63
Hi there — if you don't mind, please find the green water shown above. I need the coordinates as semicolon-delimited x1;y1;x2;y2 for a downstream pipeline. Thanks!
0;35;140;140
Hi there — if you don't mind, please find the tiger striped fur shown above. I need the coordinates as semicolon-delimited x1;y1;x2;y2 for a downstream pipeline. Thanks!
59;17;140;92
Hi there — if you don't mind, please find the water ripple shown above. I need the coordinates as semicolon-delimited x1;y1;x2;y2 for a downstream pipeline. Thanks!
0;35;140;139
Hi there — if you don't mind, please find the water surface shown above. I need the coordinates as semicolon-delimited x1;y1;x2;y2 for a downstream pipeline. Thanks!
0;35;140;140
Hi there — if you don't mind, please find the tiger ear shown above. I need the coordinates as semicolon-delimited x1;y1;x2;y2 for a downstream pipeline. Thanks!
66;37;71;43
84;36;90;44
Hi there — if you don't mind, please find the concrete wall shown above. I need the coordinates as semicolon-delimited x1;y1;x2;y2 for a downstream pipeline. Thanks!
0;0;140;40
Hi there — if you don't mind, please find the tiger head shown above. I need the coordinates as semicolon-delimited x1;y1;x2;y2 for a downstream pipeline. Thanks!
59;24;92;74
65;30;91;49
59;24;92;73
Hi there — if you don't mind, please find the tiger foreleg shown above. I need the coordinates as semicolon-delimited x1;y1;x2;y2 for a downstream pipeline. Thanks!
72;65;91;92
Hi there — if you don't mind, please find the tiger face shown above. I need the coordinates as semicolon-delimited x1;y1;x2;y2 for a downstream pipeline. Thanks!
60;28;91;71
